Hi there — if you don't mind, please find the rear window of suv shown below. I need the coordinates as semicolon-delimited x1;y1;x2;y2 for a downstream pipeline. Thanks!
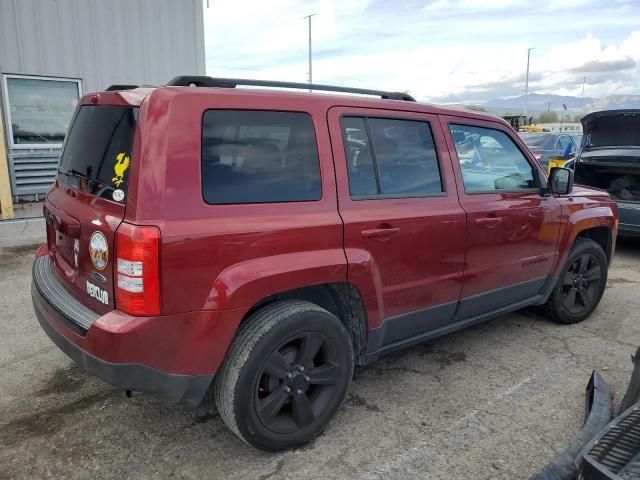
201;110;321;204
58;105;137;200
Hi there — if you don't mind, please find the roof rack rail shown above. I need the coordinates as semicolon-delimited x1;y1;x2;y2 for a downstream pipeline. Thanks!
165;76;416;102
105;84;138;91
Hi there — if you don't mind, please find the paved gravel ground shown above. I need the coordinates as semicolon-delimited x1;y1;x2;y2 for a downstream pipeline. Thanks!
1;219;639;480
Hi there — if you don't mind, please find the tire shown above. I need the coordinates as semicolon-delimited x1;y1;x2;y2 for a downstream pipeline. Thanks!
544;237;608;324
213;300;354;452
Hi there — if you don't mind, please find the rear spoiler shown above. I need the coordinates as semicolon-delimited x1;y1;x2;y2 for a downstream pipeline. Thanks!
105;85;138;91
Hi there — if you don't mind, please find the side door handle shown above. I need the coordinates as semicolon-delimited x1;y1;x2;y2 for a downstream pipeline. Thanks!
475;216;504;228
361;225;400;240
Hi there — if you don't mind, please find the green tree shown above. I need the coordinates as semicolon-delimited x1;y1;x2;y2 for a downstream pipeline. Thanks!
466;105;487;112
536;111;559;123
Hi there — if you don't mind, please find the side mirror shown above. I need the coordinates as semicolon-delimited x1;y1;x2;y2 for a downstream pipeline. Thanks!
549;167;574;195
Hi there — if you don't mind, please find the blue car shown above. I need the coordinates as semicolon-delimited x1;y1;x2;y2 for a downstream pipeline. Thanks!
519;133;582;167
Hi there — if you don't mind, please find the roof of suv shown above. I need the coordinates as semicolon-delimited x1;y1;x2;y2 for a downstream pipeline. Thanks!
80;84;505;125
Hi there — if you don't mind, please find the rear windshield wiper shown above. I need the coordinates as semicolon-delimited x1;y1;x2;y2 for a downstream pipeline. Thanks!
58;167;91;180
58;167;113;191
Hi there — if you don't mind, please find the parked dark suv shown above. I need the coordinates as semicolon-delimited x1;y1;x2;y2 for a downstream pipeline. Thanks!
32;77;618;451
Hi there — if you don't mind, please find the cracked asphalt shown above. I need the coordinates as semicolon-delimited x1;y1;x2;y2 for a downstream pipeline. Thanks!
1;219;639;479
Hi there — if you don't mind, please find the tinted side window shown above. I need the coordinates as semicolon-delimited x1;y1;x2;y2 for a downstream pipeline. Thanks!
202;110;321;204
449;124;536;192
340;117;378;196
340;116;443;197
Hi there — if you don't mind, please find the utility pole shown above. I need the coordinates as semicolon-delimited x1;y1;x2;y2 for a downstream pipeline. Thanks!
580;76;586;108
304;14;316;91
524;47;535;118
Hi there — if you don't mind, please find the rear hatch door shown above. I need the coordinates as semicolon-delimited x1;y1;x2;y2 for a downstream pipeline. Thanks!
45;104;137;314
580;110;640;165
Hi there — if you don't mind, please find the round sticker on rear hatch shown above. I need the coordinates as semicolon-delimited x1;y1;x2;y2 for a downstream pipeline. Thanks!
89;231;108;271
112;189;125;202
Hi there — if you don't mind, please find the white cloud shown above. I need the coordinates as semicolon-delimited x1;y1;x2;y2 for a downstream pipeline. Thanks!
203;0;640;102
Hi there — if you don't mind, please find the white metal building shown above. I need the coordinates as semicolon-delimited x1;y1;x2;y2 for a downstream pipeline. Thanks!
0;0;205;199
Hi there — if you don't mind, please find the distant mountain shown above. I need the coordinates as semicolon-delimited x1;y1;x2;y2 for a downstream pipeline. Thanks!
484;93;597;111
587;95;640;111
475;93;640;118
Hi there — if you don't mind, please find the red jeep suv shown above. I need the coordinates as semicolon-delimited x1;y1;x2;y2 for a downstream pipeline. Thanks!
32;77;618;451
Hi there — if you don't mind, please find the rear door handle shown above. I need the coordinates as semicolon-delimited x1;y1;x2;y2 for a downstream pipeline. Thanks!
475;216;504;228
361;226;400;239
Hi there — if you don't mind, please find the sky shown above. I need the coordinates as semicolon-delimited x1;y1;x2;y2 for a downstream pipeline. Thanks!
202;0;640;104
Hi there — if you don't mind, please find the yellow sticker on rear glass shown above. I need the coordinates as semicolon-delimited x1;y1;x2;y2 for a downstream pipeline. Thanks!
112;152;130;187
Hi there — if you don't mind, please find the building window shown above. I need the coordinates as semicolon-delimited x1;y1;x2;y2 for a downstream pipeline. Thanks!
1;74;82;149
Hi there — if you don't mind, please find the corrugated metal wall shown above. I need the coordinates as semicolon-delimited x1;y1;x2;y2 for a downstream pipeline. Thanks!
0;0;205;92
0;0;205;198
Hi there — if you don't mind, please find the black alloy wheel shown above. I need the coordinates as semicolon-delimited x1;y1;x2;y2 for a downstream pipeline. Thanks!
214;300;354;451
561;252;602;315
255;332;345;434
546;237;608;325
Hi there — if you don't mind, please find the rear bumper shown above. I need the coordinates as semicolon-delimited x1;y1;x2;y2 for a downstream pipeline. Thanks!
31;255;231;406
33;286;212;405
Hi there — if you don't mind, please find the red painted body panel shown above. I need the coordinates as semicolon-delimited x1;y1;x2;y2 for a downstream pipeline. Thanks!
440;115;563;297
35;85;619;384
550;188;618;278
327;107;466;329
128;89;345;314
45;181;125;315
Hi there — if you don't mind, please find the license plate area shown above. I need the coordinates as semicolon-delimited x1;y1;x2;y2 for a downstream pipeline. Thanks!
55;231;78;268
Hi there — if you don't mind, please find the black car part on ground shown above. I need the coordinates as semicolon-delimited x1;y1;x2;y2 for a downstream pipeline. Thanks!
577;403;640;479
529;371;614;480
576;347;640;479
619;347;640;415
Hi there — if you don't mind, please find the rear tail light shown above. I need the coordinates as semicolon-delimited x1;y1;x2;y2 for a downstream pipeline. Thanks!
115;223;161;315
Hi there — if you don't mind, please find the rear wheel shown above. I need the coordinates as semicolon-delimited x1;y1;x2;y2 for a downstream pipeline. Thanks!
545;237;608;324
214;300;354;452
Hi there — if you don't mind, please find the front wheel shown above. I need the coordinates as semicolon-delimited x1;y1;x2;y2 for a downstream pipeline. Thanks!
545;237;608;324
214;300;354;452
